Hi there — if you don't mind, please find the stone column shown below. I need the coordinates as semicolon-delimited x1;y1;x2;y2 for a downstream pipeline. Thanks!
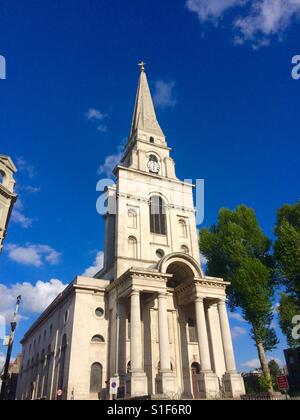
130;290;142;372
158;293;171;372
218;299;245;398
127;289;148;397
156;292;176;395
195;297;212;372
218;299;236;373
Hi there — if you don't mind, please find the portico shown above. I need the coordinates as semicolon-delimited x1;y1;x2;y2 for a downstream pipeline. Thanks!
107;253;245;399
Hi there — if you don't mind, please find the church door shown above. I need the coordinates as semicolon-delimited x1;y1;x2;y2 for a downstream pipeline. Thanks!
191;363;201;399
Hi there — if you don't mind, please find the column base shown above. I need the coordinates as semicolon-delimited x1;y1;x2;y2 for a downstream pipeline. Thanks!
155;371;177;396
125;371;148;397
222;372;245;398
198;372;220;399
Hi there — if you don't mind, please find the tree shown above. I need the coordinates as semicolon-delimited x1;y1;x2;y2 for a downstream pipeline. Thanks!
200;205;278;391
268;359;282;391
274;200;300;347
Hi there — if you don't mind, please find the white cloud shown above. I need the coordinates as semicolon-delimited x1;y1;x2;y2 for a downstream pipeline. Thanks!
234;0;300;47
6;243;61;267
11;199;35;229
82;251;104;277
186;0;300;47
153;80;177;109
231;326;247;339
16;157;36;179
186;0;244;23
229;312;246;322
97;124;108;133
97;139;126;178
85;108;108;132
0;279;67;321
241;358;260;369
18;185;41;194
85;108;107;121
242;356;284;369
0;353;5;369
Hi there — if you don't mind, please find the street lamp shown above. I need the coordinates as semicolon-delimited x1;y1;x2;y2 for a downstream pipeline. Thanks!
0;295;21;400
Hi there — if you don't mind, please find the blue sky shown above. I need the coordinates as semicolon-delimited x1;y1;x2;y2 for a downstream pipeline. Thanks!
0;0;300;372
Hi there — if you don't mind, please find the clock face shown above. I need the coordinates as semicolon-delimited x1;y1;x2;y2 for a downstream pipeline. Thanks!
148;160;160;173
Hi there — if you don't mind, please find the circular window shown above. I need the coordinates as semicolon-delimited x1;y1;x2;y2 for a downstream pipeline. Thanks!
95;307;104;318
156;249;165;259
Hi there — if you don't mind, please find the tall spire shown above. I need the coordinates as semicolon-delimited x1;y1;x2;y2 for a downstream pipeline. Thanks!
129;63;164;139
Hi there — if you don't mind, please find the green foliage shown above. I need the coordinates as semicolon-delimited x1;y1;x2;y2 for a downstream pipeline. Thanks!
274;201;300;345
200;205;278;351
278;294;300;347
274;200;300;297
259;374;273;393
268;359;282;391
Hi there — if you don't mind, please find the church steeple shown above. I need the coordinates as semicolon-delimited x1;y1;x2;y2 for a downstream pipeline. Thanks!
120;63;175;179
129;62;165;141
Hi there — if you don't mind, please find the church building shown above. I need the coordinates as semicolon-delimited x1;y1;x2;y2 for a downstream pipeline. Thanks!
16;64;245;400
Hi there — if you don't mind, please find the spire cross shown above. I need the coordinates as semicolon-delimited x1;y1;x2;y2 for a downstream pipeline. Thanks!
138;61;146;72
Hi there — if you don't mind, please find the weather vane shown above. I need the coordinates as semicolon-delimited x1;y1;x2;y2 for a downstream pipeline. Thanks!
138;61;146;72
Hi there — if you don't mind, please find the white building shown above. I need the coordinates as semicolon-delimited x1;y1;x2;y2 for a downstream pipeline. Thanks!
0;155;17;254
16;64;245;400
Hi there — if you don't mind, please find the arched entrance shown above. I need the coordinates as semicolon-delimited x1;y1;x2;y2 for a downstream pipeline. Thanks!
191;362;201;399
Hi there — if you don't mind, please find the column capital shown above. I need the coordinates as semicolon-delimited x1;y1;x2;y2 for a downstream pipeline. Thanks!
195;296;204;304
158;292;168;299
217;298;227;307
130;289;140;297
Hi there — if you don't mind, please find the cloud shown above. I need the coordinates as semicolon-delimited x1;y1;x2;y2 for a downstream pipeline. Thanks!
16;157;36;179
186;0;244;23
234;0;300;47
11;200;35;229
85;108;107;121
231;326;247;339
186;0;300;47
82;251;104;277
85;108;108;132
18;185;41;194
0;353;5;369
0;279;67;321
241;358;260;369
242;356;284;370
6;243;61;267
153;80;177;109
229;312;246;322
97;139;126;178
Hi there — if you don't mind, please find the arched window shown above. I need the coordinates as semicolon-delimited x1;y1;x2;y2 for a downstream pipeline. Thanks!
149;137;155;144
128;236;137;259
0;170;5;185
91;335;105;343
128;209;137;229
90;363;103;394
188;318;197;343
127;361;131;373
149;154;158;163
181;245;189;255
58;335;67;391
179;219;187;238
149;195;166;235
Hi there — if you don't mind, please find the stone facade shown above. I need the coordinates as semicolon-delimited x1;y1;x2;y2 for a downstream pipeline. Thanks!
16;65;245;400
0;155;17;254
